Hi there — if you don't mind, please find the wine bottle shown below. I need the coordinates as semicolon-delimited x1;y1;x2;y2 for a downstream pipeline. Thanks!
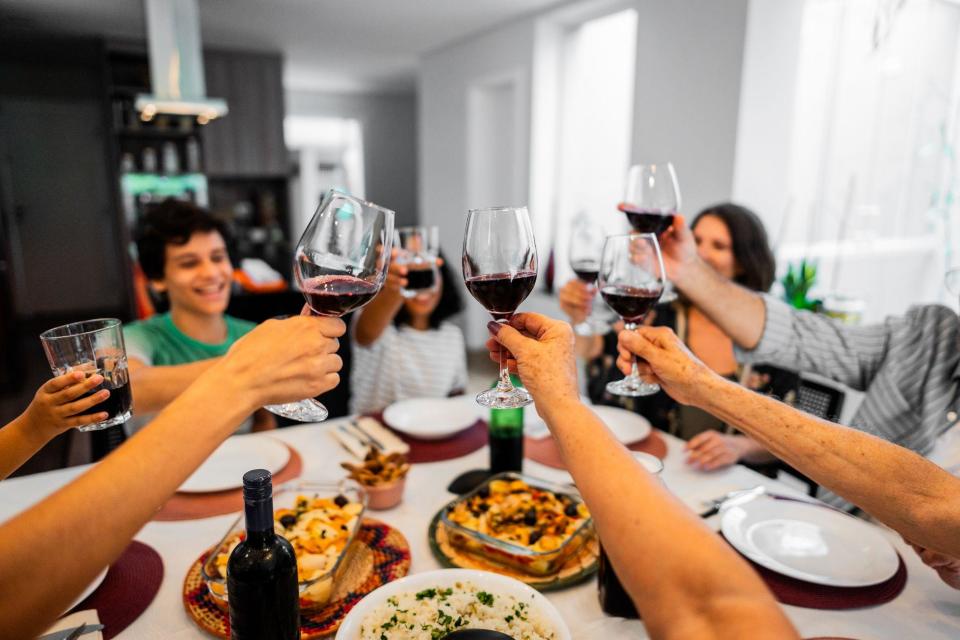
227;469;300;640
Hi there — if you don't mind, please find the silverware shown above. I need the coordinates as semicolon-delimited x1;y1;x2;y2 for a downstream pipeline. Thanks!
699;485;766;518
347;420;384;451
334;425;368;455
38;622;104;640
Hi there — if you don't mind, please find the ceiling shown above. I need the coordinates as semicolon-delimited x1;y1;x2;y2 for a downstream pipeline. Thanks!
0;0;568;93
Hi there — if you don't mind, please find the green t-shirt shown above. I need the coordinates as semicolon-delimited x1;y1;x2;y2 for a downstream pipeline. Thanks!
123;313;256;366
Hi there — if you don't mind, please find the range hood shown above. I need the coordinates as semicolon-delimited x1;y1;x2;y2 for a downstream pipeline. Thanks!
135;0;228;124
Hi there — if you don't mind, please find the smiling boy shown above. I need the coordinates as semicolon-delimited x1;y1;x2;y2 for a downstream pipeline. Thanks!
123;200;274;432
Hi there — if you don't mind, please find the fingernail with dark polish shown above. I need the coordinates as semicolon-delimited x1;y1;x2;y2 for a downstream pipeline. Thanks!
487;321;502;335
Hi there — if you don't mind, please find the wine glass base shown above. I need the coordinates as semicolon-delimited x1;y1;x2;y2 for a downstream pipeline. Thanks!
606;380;660;397
78;409;132;432
265;399;329;422
475;386;534;409
574;317;612;337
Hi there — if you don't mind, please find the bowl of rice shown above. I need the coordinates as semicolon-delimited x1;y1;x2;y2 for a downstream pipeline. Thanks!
335;568;570;640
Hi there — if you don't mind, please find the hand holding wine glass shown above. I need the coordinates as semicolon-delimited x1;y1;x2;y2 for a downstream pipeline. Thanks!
619;162;679;302
265;189;394;422
599;233;665;397
462;206;538;409
568;212;610;336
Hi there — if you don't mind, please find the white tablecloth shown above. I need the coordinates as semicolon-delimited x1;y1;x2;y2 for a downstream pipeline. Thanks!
2;420;959;639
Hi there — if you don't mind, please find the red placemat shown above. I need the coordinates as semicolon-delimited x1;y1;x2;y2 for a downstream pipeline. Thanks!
524;430;668;470
370;413;489;463
69;540;163;639
154;446;303;521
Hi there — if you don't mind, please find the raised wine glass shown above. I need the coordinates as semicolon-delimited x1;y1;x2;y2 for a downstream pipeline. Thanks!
462;206;538;409
618;162;679;302
265;189;394;422
598;233;665;397
568;211;610;336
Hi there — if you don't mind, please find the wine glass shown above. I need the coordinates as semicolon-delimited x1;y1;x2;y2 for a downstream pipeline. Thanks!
395;226;440;298
598;233;665;396
265;190;394;422
462;206;538;409
568;212;610;336
618;162;679;302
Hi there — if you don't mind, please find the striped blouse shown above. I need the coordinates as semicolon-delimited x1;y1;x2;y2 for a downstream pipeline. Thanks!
736;295;960;506
349;321;468;415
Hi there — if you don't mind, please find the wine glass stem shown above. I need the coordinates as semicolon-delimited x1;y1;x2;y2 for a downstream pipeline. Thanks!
496;319;514;394
625;322;640;389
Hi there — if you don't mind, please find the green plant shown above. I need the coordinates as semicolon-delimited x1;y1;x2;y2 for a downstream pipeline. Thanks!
781;259;823;311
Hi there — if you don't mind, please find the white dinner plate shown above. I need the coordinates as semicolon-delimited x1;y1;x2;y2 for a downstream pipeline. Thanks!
178;436;290;493
383;396;483;440
66;567;107;613
591;405;652;444
721;498;899;587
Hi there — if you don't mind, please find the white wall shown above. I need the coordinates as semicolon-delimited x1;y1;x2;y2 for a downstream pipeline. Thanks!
286;90;419;228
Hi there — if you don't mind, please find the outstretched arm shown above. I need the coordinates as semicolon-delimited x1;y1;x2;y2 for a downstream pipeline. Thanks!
127;357;219;414
488;314;797;640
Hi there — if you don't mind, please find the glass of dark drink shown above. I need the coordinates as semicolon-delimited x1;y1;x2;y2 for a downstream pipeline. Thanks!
598;452;664;618
463;206;538;409
40;318;133;430
265;189;394;422
598;233;664;396
395;226;440;298
568;212;610;336
619;162;679;302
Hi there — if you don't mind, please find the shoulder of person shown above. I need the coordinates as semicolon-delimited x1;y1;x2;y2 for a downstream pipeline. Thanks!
897;304;960;343
224;314;257;336
123;314;168;341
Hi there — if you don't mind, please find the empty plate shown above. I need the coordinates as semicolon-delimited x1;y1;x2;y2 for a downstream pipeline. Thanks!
383;397;483;440
721;499;899;587
179;436;290;493
591;405;652;444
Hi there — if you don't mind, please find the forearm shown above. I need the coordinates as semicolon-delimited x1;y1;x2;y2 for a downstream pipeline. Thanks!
538;399;795;639
574;335;603;360
129;359;218;413
674;258;766;349
0;415;50;480
698;375;960;555
353;293;403;346
0;364;253;639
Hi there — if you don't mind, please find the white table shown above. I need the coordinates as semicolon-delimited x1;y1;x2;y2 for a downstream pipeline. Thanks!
2;420;959;639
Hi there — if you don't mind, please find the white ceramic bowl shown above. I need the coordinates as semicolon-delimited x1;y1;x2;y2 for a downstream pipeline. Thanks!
382;397;483;440
335;569;571;640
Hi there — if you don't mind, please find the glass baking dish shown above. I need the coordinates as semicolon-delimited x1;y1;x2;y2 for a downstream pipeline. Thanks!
440;472;593;576
201;479;367;610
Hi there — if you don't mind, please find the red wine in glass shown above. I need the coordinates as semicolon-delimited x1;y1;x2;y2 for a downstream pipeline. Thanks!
618;203;675;235
600;285;662;324
404;266;437;292
571;260;600;285
75;380;133;420
301;274;380;316
464;271;537;320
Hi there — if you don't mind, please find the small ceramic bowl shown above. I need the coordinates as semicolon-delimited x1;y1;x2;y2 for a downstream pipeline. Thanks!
363;477;406;510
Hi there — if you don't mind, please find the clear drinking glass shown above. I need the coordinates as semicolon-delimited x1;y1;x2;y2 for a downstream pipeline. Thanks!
462;206;538;409
598;233;665;397
39;318;133;431
395;226;440;298
265;190;394;422
568;212;610;336
618;163;679;302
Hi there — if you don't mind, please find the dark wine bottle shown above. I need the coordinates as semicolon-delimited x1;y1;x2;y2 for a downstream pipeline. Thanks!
227;469;300;640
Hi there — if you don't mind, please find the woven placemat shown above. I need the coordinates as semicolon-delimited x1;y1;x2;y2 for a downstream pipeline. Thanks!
155;446;302;521
68;540;163;639
427;510;598;591
524;430;667;470
183;519;411;639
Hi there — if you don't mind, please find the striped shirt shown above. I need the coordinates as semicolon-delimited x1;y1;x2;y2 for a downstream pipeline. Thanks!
736;295;960;506
350;321;468;415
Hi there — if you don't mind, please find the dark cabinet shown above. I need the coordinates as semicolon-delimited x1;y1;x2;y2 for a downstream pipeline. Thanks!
202;50;287;177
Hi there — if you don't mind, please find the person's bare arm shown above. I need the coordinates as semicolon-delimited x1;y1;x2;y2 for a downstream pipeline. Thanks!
0;316;345;640
619;326;960;558
661;216;766;349
488;315;797;640
128;356;219;413
354;255;407;347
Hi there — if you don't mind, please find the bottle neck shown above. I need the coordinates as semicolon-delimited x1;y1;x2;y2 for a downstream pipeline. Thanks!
244;493;275;544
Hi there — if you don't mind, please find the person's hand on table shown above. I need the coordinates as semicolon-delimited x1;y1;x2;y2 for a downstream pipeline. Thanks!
19;371;112;439
905;540;960;590
616;325;715;406
485;313;579;404
685;431;746;471
220;315;345;407
558;279;594;325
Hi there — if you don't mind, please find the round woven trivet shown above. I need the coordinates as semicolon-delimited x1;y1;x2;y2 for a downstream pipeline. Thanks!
183;519;411;638
427;510;599;591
